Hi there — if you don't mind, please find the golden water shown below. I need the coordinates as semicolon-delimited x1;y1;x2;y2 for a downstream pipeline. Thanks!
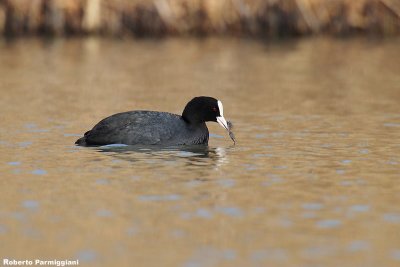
1;37;400;267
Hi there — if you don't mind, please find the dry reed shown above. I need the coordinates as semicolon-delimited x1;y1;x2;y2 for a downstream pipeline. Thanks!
0;0;399;37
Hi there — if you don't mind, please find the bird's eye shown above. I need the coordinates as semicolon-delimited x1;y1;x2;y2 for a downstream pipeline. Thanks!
212;107;217;112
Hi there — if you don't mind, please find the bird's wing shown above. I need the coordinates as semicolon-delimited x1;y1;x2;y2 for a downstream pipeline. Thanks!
84;111;179;145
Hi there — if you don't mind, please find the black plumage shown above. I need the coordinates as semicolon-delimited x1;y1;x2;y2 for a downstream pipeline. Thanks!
75;96;231;146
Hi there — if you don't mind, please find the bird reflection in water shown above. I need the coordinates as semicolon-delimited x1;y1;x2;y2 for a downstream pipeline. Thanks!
92;144;231;169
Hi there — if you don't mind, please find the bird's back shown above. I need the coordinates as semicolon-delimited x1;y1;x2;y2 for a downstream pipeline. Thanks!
75;111;208;146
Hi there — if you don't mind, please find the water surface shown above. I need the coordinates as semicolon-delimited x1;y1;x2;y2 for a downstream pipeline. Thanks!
1;37;400;267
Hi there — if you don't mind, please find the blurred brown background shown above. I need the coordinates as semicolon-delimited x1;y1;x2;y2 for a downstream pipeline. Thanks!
1;0;400;37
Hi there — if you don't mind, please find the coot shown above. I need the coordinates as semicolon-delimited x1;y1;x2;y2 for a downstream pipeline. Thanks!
75;96;232;146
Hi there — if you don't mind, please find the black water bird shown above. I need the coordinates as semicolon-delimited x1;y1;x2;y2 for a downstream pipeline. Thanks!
75;96;233;146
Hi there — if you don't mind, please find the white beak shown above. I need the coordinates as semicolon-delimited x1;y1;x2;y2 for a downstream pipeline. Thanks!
217;116;229;131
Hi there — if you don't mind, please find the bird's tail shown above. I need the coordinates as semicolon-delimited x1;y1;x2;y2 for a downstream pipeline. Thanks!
75;130;91;146
75;136;87;146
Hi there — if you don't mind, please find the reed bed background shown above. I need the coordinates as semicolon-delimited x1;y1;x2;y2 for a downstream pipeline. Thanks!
1;0;399;38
